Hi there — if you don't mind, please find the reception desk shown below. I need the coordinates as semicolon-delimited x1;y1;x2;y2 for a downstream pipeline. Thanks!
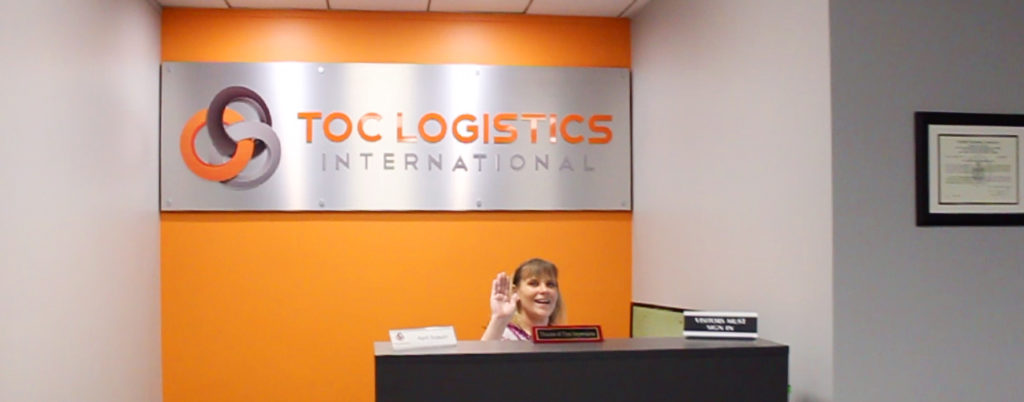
375;337;788;401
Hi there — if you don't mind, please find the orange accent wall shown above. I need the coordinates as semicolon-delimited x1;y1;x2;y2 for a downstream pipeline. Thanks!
161;9;631;402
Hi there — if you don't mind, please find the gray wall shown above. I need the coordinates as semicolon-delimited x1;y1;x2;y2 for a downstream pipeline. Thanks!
632;1;833;400
831;1;1024;401
0;0;163;401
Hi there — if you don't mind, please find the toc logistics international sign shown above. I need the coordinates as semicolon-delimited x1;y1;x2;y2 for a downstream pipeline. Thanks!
161;62;631;211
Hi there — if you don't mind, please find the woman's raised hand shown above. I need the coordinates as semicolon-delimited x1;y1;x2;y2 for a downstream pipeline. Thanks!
490;272;519;320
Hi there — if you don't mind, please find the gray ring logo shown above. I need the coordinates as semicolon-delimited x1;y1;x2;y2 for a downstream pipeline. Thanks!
205;86;281;189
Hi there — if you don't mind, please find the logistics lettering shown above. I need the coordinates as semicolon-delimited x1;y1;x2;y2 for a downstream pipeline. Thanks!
297;111;613;145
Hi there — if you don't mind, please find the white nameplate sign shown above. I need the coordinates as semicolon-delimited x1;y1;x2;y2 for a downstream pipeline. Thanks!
683;311;758;339
388;326;458;351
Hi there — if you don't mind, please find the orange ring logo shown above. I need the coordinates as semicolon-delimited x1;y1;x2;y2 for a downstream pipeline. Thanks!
180;108;254;181
179;86;281;189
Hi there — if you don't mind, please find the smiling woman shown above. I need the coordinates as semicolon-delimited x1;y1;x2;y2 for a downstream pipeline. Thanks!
481;258;565;341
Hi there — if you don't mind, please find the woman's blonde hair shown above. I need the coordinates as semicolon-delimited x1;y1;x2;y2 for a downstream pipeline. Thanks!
511;258;565;325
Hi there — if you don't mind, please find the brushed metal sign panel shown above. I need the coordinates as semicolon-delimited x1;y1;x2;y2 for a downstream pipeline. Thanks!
160;62;631;211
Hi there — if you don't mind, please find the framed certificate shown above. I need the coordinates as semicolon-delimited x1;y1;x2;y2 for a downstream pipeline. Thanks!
916;112;1024;225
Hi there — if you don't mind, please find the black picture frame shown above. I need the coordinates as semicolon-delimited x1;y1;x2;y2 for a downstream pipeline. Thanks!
915;111;1024;226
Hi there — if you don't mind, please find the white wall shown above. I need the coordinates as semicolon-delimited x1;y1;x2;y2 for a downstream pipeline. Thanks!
631;1;832;400
0;0;163;401
831;1;1024;400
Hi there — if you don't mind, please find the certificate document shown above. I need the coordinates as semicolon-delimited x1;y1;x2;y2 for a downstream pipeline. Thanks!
937;134;1018;204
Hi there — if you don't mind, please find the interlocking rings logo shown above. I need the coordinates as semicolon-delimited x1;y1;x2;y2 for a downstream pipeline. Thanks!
180;86;281;189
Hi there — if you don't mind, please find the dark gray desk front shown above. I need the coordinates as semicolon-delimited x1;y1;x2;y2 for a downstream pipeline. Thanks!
375;337;788;401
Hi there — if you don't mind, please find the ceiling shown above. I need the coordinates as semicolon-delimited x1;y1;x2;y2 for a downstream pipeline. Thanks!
155;0;651;18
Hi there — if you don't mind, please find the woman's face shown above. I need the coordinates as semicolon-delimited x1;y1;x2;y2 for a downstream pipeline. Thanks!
515;274;559;324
